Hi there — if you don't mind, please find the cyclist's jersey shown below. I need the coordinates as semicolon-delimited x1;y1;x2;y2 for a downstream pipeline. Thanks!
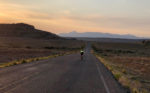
80;51;84;55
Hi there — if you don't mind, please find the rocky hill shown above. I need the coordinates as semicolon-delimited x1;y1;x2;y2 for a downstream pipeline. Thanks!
0;23;60;39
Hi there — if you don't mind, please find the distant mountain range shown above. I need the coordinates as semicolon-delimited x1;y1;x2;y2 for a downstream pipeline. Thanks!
59;31;143;39
0;23;61;39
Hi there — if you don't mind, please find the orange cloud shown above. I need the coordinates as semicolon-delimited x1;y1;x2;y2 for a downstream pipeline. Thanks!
0;1;150;37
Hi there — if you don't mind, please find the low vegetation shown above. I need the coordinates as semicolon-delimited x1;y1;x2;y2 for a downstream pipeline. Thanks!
0;51;75;68
0;37;85;65
92;42;150;93
0;23;85;65
142;40;150;46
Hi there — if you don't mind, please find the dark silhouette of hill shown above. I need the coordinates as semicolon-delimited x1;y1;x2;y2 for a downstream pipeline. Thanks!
59;31;143;39
0;23;60;39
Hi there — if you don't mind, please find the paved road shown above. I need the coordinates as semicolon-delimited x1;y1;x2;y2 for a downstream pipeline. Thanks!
0;45;126;93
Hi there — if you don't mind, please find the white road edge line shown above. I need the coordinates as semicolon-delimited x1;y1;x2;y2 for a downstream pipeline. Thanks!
96;63;111;93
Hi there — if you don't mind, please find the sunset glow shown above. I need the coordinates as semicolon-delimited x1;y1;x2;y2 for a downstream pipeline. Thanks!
0;0;150;37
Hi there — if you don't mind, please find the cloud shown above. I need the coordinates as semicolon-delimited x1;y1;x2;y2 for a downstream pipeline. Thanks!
0;3;54;22
0;0;150;37
66;14;150;30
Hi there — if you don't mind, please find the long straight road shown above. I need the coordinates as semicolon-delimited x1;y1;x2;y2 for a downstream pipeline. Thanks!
0;44;126;93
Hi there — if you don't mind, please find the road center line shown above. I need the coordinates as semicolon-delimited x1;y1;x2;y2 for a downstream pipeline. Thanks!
96;62;111;93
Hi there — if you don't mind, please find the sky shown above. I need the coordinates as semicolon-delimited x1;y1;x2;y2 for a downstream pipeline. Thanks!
0;0;150;37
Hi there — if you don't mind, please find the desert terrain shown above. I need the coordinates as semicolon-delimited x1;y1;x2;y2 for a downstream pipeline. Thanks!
92;41;150;93
0;23;84;64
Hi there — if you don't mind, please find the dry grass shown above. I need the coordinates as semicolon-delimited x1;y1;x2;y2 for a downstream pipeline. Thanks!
93;42;150;93
0;48;81;64
0;51;74;68
0;37;85;64
0;37;85;49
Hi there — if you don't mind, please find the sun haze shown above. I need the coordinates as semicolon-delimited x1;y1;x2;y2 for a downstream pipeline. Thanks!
0;0;150;37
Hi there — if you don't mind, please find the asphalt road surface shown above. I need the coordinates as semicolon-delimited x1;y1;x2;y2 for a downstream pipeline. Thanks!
0;44;126;93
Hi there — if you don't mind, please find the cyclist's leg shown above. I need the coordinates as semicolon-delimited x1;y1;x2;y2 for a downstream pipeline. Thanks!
81;55;83;60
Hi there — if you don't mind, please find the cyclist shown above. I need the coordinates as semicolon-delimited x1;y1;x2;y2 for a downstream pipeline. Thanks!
80;50;84;60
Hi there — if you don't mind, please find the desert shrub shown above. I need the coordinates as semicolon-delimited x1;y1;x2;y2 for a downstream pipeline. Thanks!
126;50;135;54
26;46;32;49
130;77;138;80
99;49;103;53
122;69;127;74
44;46;55;49
117;49;122;53
61;47;67;49
92;45;98;51
108;66;113;71
35;58;39;61
105;49;113;52
29;59;36;62
132;88;140;93
114;73;122;80
22;59;27;63
113;49;134;54
142;40;150;46
13;62;17;65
